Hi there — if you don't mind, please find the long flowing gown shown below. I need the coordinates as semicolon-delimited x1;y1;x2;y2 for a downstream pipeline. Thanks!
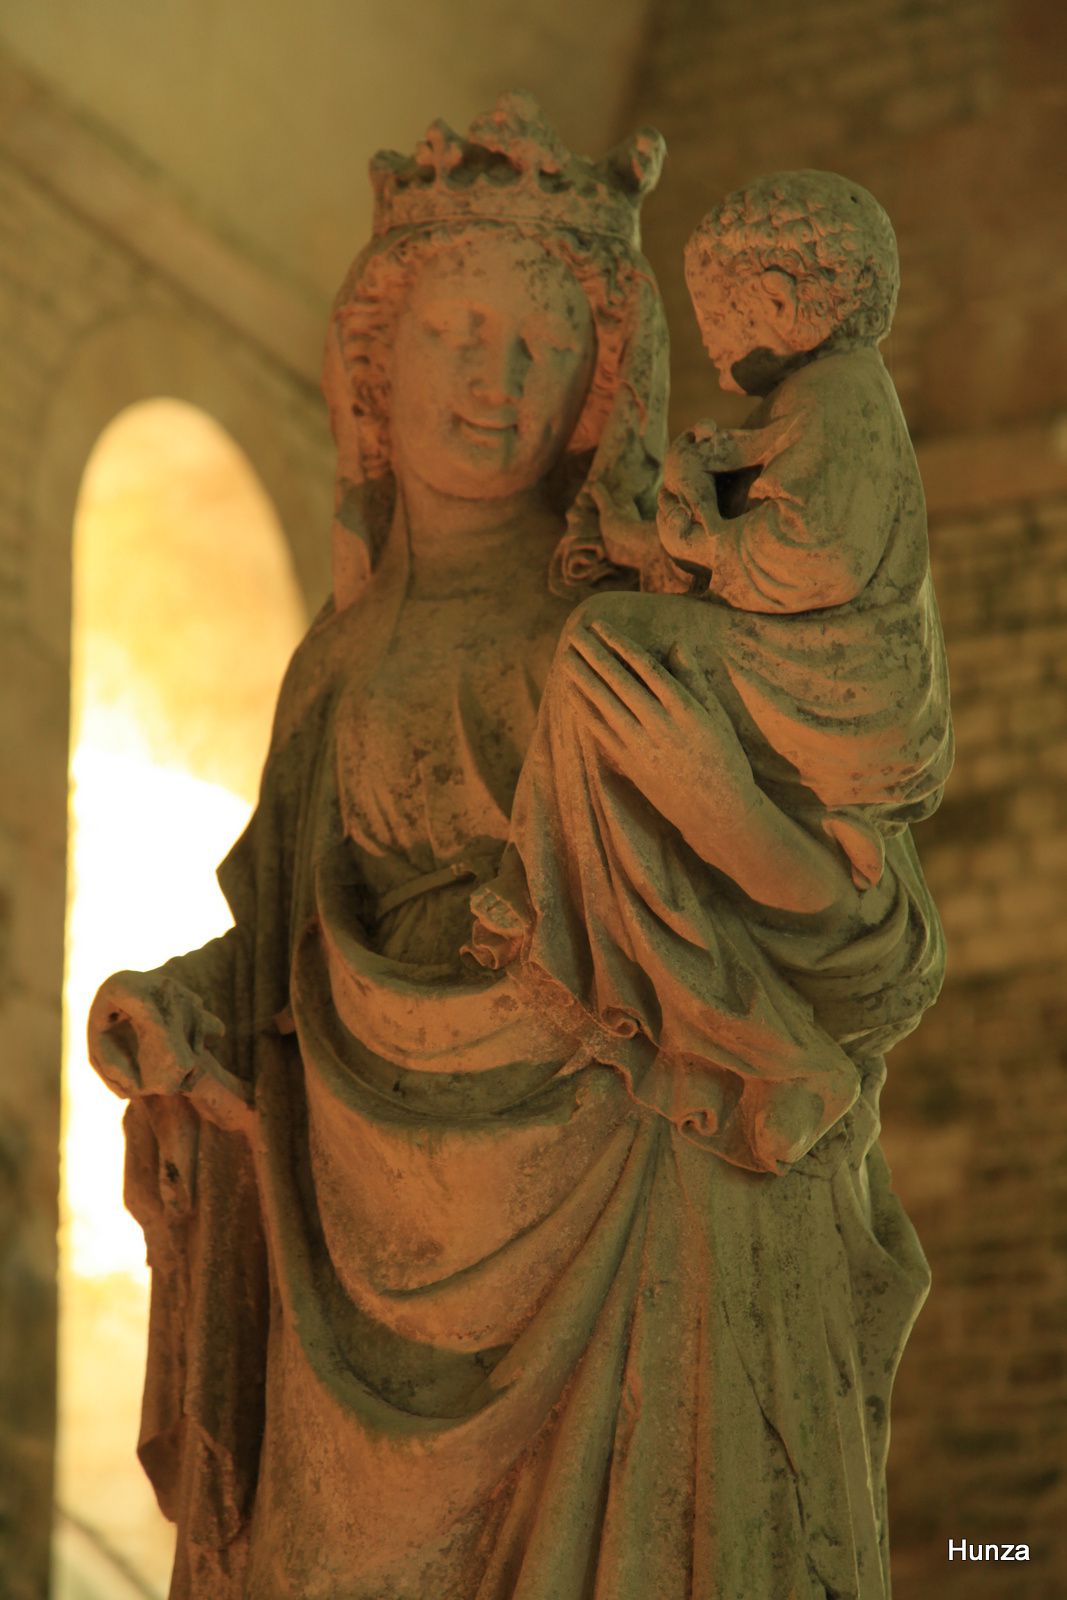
122;518;934;1600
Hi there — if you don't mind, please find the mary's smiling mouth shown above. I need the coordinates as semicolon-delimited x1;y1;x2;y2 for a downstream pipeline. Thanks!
455;413;518;438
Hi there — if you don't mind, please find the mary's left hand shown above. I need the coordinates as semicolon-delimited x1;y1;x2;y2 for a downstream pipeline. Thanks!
562;618;756;852
562;618;858;915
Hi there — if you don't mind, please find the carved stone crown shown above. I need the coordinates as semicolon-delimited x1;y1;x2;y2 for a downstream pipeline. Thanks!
369;92;665;248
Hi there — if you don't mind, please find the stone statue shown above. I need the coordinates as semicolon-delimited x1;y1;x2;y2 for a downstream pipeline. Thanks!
88;105;950;1599
471;169;953;1174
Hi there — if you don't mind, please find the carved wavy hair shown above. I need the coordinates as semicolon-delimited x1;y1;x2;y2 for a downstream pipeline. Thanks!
685;170;900;346
322;219;668;606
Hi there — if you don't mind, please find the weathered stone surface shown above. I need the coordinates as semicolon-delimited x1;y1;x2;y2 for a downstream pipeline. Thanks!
87;110;948;1598
473;170;951;1179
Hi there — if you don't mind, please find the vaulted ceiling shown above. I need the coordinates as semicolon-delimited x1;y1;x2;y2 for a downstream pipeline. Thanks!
1;0;652;310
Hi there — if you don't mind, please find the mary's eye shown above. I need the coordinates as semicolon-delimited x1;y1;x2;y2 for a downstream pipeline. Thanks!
527;339;571;367
522;320;573;358
421;311;472;344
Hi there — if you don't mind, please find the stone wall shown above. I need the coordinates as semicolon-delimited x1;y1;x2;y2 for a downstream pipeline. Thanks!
630;1;1067;1591
0;66;332;1597
633;0;1067;440
884;494;1067;1592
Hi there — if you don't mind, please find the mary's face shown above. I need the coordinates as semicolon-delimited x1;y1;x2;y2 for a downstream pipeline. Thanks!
390;232;596;500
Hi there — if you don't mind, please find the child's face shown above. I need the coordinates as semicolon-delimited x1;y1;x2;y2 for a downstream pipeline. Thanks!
688;252;822;396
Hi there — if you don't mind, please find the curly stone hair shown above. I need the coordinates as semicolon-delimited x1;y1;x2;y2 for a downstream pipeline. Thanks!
685;170;900;346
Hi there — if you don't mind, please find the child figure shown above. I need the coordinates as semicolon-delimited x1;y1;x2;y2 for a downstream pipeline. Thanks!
469;171;953;1175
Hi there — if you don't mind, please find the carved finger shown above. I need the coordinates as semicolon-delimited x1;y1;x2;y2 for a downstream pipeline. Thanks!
87;1006;142;1099
657;490;698;543
664;640;706;700
187;1067;254;1134
663;438;711;497
567;683;638;775
189;1004;227;1055
563;648;643;734
566;628;666;726
687;419;719;443
582;720;630;775
586;619;700;716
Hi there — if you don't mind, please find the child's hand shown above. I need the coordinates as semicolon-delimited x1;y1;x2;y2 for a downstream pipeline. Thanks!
656;487;696;545
663;434;720;516
690;421;739;469
590;484;659;572
687;419;720;445
672;421;744;474
601;517;660;571
697;413;803;473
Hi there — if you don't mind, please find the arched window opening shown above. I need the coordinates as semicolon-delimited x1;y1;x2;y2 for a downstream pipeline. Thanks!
57;399;306;1598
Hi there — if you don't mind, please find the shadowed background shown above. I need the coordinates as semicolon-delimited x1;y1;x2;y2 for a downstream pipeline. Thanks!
0;1;1064;1595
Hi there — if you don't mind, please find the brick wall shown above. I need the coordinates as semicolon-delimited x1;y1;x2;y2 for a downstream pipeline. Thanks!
633;0;1067;442
630;1;1067;1592
0;148;107;1599
883;493;1067;1591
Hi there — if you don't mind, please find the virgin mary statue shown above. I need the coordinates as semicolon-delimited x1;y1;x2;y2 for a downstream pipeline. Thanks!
89;95;936;1600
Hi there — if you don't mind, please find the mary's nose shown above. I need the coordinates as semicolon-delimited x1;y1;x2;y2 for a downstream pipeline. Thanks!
469;332;531;406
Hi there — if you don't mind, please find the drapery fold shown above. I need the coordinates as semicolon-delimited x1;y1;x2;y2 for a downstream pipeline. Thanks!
121;539;931;1598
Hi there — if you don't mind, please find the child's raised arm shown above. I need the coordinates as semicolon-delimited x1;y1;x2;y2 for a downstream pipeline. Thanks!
658;367;896;613
685;414;802;473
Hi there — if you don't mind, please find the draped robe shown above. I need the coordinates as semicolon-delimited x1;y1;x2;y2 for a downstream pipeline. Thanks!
123;518;934;1600
468;347;953;1178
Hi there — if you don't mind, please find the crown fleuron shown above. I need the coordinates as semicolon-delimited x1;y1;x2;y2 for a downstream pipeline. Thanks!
369;92;665;248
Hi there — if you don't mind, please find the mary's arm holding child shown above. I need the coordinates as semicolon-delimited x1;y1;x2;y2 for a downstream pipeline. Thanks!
561;616;856;916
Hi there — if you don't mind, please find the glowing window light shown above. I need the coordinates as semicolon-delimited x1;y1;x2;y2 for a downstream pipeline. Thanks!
57;398;305;1598
64;742;251;1280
